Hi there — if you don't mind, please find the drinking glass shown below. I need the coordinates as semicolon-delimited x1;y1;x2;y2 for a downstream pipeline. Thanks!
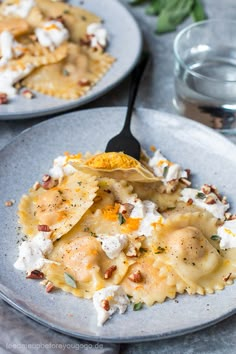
173;19;236;134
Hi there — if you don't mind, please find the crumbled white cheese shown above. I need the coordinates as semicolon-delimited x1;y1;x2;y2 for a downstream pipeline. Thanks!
0;31;23;67
93;285;129;326
97;234;128;259
86;23;108;48
129;199;163;237
14;231;54;272
3;0;35;18
49;155;77;179
217;219;236;249
0;64;34;96
35;21;69;51
180;188;229;220
148;150;187;183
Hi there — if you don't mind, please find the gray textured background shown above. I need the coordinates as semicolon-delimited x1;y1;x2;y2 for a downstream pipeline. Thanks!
1;0;236;353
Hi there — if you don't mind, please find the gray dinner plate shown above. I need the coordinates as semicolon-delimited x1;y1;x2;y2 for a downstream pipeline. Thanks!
0;107;236;343
0;0;142;120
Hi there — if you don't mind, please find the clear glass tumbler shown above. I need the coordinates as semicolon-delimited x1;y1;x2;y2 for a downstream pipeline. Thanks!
173;19;236;134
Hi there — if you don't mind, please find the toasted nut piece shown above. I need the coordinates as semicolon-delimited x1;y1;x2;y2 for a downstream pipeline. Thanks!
104;265;117;279
201;184;212;195
119;203;134;217
45;282;54;293
230;214;236;220
33;181;41;191
42;174;51;182
185;169;191;178
26;270;44;279
180;178;191;187
223;273;232;282
225;212;232;220
22;89;34;99
42;175;58;189
78;78;91;86
128;270;143;283
187;198;193;206
38;224;51;232
0;93;8;104
101;299;110;311
221;196;228;205
205;195;216;205
126;245;138;257
165;179;178;194
5;200;14;207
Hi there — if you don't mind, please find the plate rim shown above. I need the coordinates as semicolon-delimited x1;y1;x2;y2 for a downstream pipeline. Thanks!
1;107;236;343
0;0;142;120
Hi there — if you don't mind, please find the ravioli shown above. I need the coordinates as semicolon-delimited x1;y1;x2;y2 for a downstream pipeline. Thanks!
71;152;161;182
155;212;236;294
18;171;98;241
22;43;114;99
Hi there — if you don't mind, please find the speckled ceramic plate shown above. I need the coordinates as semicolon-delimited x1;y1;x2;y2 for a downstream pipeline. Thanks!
0;108;236;343
0;0;142;120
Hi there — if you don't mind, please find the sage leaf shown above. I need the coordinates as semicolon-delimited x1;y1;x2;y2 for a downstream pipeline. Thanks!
211;235;221;241
64;272;77;288
191;0;207;21
133;302;143;311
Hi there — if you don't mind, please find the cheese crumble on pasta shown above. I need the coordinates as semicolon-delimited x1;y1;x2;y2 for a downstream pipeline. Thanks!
0;0;115;101
15;149;236;326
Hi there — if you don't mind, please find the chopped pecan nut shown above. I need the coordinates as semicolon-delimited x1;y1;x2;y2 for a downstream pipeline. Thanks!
126;246;138;257
201;184;212;195
104;265;117;279
221;196;228;205
0;93;8;104
119;203;134;217
180;178;191;187
22;89;34;99
45;281;54;293
38;224;51;232
101;299;110;311
185;169;191;178
42;175;58;189
229;214;236;220
187;198;193;205
26;270;44;279
78;78;91;86
223;273;232;282
4;200;14;207
33;181;41;191
128;270;143;283
205;195;216;205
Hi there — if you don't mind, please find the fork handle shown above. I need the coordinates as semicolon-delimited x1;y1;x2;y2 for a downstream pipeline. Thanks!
122;52;149;132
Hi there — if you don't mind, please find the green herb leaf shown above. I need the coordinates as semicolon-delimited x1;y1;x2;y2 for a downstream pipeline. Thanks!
133;302;143;311
118;213;126;225
195;192;206;199
211;235;221;241
191;0;207;21
64;272;77;288
139;247;148;253
129;0;148;5
163;165;169;178
156;0;194;34
146;0;166;15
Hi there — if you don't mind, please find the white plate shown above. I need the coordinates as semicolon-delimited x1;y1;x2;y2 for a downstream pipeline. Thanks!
0;108;236;342
0;0;142;120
